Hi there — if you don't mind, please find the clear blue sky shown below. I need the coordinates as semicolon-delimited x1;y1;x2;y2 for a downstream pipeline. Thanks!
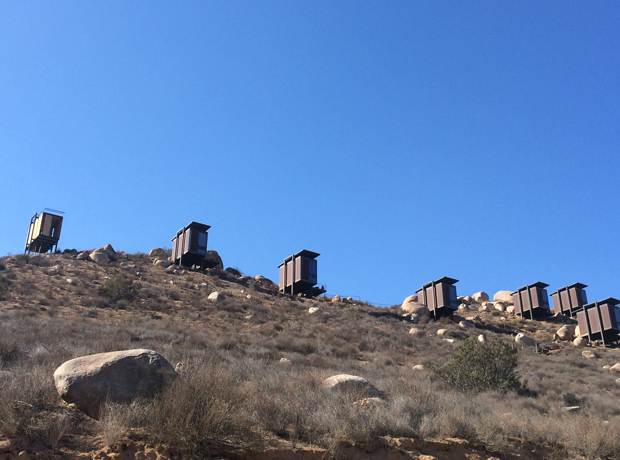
1;2;619;306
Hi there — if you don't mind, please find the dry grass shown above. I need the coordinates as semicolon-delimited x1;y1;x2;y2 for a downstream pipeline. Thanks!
2;252;620;459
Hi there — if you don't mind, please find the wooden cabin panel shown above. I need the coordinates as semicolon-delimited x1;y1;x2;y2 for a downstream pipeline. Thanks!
600;305;612;331
426;286;436;312
279;265;285;289
294;257;302;283
560;290;571;311
171;237;178;260
182;230;190;254
569;289;579;307
435;283;447;309
27;222;36;245
41;214;53;236
33;216;42;238
286;260;294;286
587;308;602;334
576;310;587;336
551;292;561;314
513;293;522;314
520;290;531;313
529;288;540;308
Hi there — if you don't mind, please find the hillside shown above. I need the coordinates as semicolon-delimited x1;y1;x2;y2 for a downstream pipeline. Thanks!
1;248;620;460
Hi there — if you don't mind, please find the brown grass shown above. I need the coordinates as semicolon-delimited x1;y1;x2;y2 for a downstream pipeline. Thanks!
1;252;620;459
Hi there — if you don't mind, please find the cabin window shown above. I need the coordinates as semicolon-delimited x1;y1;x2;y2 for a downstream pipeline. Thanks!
197;232;207;254
542;290;549;308
449;285;457;307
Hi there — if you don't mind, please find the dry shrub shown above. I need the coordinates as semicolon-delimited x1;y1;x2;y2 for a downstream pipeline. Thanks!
0;364;58;439
98;400;150;447
0;339;19;366
147;363;258;457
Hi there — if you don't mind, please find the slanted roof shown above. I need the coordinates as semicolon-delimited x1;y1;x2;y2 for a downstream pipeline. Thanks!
420;276;459;289
551;282;588;296
175;221;211;237
278;249;321;267
41;208;65;217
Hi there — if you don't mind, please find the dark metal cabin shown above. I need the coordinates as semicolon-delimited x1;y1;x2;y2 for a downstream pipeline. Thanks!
512;282;551;319
25;209;64;254
416;277;459;319
278;250;326;297
171;222;218;269
551;283;588;317
577;298;620;346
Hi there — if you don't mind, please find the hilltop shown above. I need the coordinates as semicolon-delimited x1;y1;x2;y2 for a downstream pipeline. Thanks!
1;248;620;460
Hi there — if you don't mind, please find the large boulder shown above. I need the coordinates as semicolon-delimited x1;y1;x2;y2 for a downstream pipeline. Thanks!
208;291;224;303
100;244;117;261
573;336;587;347
254;275;277;290
554;325;576;341
402;294;418;304
149;248;168;259
53;349;177;419
153;259;170;268
515;333;538;348
493;291;514;303
204;250;224;270
323;374;381;398
89;251;110;264
401;296;430;320
89;244;118;264
582;350;596;359
472;292;489;303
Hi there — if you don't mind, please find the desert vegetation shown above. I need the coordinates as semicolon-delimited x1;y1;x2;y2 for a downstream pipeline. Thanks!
1;251;620;459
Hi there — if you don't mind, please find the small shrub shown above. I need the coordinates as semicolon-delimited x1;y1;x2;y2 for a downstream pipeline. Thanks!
92;299;110;309
98;277;141;303
98;400;149;447
148;365;257;456
0;283;8;300
432;336;523;393
11;254;29;264
0;340;19;366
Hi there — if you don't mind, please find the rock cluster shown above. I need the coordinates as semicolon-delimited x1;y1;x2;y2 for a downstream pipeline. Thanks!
149;247;170;268
88;244;118;264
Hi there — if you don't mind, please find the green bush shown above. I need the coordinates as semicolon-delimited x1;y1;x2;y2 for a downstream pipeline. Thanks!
432;336;522;393
98;277;141;303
